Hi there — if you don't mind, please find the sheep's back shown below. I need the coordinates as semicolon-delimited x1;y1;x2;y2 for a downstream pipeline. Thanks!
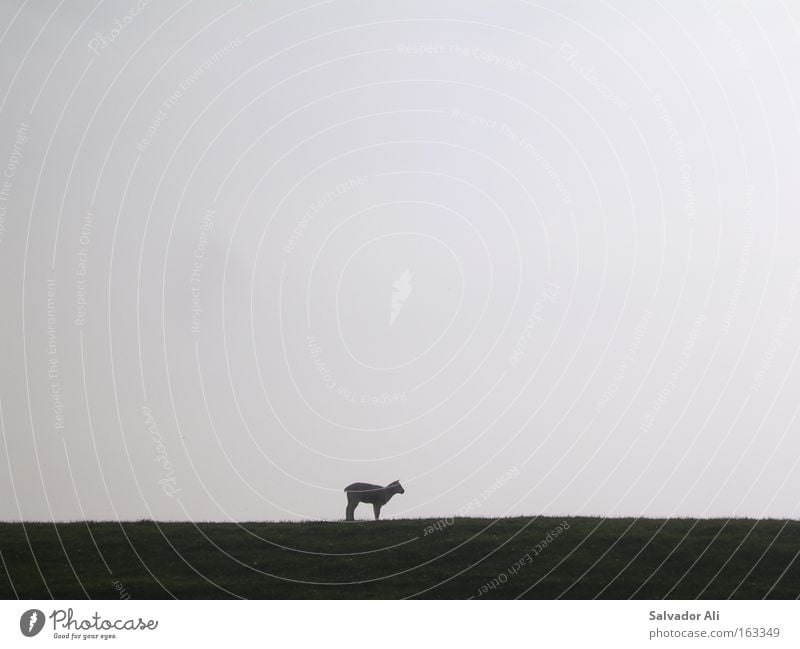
344;482;382;493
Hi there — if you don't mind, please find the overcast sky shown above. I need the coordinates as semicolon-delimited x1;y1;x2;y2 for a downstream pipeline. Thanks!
1;0;799;522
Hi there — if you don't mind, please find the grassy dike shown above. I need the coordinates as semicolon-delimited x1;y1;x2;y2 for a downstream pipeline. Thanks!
1;517;798;599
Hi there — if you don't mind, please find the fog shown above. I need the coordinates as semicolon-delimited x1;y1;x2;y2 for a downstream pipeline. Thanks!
1;0;799;522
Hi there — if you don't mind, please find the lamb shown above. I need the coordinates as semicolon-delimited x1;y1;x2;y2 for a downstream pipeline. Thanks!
344;480;404;520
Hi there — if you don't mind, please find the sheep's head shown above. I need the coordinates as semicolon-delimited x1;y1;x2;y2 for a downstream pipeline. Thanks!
389;480;405;495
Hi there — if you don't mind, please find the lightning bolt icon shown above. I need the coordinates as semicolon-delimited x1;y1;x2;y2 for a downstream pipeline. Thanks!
390;269;413;326
28;612;38;632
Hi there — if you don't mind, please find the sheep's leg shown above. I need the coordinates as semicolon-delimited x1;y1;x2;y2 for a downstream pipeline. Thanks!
346;498;357;521
373;504;381;520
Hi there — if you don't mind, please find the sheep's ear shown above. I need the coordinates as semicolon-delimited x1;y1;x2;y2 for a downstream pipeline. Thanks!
392;480;400;485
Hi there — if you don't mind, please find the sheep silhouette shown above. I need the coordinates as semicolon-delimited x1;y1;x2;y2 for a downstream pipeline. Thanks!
344;481;404;520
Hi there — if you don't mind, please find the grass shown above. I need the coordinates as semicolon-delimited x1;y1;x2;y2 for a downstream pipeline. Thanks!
1;517;798;599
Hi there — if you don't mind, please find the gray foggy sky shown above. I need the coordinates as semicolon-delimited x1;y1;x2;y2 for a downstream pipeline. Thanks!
1;0;799;522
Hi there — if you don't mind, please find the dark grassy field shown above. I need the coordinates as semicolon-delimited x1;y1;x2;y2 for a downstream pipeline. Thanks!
1;517;798;599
